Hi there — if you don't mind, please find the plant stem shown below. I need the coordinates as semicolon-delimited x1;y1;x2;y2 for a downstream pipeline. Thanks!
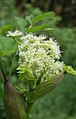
26;103;33;119
0;62;7;82
8;53;16;80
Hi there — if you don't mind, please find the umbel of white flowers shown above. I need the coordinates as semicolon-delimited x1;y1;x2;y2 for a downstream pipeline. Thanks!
7;30;64;83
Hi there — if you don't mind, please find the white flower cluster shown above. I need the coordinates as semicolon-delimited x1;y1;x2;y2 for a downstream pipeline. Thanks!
18;33;64;82
7;30;23;37
7;30;64;82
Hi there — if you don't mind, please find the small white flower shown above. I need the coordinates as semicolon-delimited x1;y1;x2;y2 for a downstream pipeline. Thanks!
6;30;23;37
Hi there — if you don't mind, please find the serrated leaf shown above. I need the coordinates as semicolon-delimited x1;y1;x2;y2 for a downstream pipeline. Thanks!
27;71;64;103
32;12;54;24
0;36;17;56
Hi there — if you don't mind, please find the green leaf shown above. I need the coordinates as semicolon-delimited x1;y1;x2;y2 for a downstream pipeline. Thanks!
18;66;36;89
25;15;34;25
27;71;64;104
0;24;12;35
0;36;17;56
15;17;27;30
64;65;76;76
32;12;54;24
17;66;36;80
26;24;48;32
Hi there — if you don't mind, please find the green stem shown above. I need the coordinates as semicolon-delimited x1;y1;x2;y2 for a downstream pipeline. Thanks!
26;103;33;119
8;53;16;80
0;62;7;82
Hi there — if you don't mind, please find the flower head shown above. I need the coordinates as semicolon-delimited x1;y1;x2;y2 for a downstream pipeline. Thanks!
18;33;64;83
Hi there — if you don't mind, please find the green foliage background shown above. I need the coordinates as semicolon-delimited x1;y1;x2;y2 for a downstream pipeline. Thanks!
0;0;76;119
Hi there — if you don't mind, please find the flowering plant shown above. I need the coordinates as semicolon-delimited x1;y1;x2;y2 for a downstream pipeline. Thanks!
6;30;76;101
0;12;76;119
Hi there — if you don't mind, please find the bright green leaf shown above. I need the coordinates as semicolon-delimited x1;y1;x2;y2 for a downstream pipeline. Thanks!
17;66;36;89
26;24;48;32
32;12;54;24
0;36;17;56
17;66;36;81
64;65;76;76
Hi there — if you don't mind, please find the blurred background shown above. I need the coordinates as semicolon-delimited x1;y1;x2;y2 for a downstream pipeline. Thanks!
0;0;76;119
